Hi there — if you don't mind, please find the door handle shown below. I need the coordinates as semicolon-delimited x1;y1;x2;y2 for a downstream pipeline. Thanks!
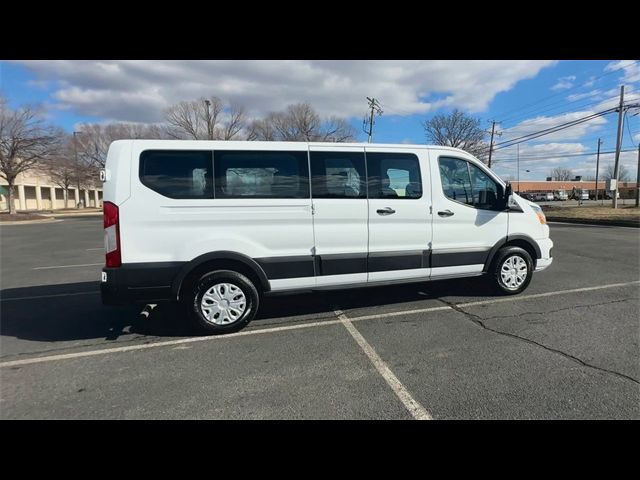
437;209;454;217
377;207;396;215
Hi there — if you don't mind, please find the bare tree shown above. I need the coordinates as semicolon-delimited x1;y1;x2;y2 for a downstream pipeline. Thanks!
165;97;248;141
604;163;630;182
45;135;94;208
74;122;166;168
248;103;355;142
549;167;574;181
0;97;61;214
422;109;488;160
222;104;247;140
246;115;278;141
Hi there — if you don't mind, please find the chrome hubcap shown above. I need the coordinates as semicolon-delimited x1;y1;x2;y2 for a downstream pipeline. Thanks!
200;283;247;325
500;255;528;290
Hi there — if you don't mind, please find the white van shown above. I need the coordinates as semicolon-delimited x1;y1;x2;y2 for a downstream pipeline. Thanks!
101;141;553;333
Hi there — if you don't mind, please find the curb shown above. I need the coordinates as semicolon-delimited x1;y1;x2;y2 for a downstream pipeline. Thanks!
48;213;102;218
545;217;640;228
0;218;63;226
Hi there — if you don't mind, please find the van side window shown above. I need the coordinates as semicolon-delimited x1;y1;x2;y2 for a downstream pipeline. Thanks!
439;157;501;209
367;152;422;199
214;151;309;199
438;157;473;205
310;152;366;199
468;162;500;209
139;150;213;199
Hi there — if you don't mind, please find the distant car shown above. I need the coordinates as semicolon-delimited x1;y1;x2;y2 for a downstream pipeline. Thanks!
520;192;533;200
554;190;568;201
604;190;620;199
572;189;589;201
533;192;553;202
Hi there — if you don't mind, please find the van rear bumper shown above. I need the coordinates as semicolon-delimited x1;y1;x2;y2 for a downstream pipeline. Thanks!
101;263;185;305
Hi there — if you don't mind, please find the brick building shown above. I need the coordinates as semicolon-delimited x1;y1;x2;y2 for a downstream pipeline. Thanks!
509;180;638;198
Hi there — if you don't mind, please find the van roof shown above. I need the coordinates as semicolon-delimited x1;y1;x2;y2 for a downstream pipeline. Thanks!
114;139;472;154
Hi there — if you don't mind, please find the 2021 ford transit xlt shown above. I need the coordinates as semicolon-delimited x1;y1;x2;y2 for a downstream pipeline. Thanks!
101;140;553;333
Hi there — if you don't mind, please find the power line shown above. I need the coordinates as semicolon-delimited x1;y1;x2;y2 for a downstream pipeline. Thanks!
625;110;637;147
493;147;636;163
498;92;621;129
489;108;616;152
491;60;640;122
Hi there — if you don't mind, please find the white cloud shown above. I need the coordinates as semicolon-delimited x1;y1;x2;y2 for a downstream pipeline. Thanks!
11;60;556;123
26;79;50;90
590;85;640;112
583;76;596;87
605;60;640;84
551;75;576;91
566;89;601;102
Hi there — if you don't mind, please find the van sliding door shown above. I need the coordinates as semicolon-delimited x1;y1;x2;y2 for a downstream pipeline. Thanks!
309;146;368;287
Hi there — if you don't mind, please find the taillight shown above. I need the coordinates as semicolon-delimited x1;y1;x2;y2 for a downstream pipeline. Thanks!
103;201;121;267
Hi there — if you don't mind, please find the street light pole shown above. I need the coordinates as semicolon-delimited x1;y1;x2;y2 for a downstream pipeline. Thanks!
636;144;640;208
204;99;212;140
594;138;602;203
516;144;520;193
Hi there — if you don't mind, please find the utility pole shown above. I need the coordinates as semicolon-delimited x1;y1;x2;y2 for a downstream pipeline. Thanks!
612;86;625;208
363;97;383;143
594;138;602;203
486;120;502;169
516;144;520;193
636;144;640;208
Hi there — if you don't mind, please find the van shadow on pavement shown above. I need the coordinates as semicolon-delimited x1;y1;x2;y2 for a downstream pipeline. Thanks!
0;277;494;344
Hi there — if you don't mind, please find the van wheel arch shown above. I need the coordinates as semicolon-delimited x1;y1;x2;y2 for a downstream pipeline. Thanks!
483;235;541;273
173;252;270;302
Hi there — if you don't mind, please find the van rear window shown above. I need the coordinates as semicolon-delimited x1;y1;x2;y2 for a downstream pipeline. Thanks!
214;151;310;199
139;150;213;199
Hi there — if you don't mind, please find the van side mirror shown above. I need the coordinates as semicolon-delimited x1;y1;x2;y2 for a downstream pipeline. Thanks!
503;183;523;211
496;183;512;210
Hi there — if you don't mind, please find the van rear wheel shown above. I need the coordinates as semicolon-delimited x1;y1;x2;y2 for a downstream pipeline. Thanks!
491;246;533;295
189;270;259;334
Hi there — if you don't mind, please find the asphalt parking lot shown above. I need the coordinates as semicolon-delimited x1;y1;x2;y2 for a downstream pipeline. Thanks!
1;217;638;419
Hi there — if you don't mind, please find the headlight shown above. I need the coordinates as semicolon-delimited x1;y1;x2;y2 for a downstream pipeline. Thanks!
530;203;546;225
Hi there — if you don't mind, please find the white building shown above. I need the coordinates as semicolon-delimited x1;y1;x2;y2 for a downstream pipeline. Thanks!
0;168;102;211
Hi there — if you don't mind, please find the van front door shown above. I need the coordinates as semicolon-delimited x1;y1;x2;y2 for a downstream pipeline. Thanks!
365;148;431;283
430;152;508;278
309;146;369;287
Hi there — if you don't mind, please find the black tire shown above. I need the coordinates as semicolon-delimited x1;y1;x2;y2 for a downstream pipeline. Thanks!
490;246;534;295
188;270;259;334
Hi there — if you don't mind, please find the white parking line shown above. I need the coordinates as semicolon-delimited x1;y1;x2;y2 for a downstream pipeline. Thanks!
33;263;104;270
548;221;639;230
0;291;99;302
0;319;343;368
457;280;640;308
335;308;432;420
1;280;637;368
349;305;451;322
86;248;104;251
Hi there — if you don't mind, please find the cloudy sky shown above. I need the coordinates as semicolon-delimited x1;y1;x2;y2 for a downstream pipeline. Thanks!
1;59;639;181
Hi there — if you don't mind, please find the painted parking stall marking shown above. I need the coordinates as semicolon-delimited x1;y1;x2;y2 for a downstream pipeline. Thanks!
334;308;432;420
1;280;637;369
32;263;104;270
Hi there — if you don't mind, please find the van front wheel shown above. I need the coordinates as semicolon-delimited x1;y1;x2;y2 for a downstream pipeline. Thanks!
189;270;259;333
491;247;533;295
